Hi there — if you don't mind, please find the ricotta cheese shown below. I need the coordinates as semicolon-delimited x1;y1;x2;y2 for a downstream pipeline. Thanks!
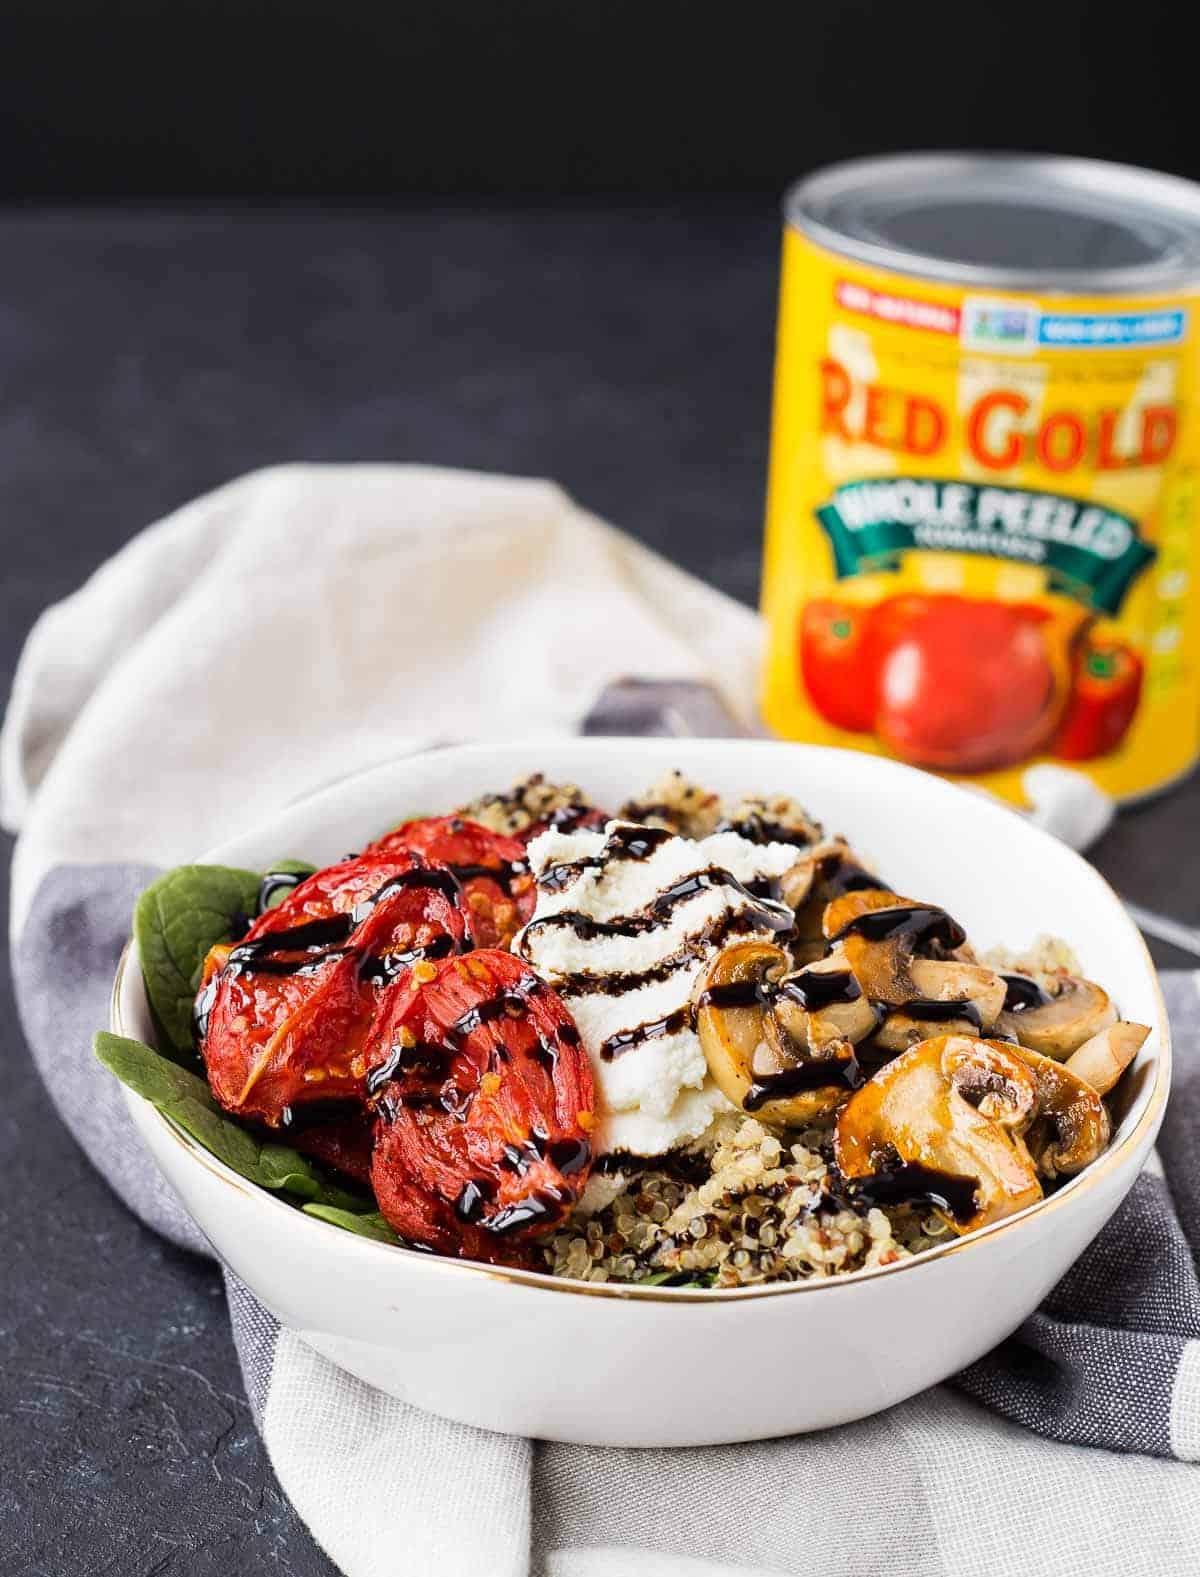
515;821;798;1155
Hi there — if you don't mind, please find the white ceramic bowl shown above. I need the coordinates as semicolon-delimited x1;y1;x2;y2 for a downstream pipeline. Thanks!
112;739;1169;1447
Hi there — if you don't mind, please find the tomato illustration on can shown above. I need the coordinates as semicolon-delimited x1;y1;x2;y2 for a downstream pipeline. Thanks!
798;593;1088;773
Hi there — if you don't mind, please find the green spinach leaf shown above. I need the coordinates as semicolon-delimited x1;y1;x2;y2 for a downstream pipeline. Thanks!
302;1204;401;1245
134;864;261;1062
633;1268;718;1288
94;1031;371;1213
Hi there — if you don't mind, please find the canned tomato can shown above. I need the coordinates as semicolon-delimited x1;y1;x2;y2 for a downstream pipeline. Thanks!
761;153;1200;802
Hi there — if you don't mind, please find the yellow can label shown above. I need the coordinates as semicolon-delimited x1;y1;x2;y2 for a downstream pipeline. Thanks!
761;225;1200;802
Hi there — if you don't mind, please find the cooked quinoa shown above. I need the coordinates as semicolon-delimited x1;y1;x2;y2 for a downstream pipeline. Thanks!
459;772;598;838
540;1114;945;1288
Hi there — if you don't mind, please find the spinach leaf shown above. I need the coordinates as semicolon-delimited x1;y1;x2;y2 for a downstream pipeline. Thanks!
258;859;317;911
633;1268;718;1288
94;1031;371;1213
134;864;261;1062
302;1204;401;1245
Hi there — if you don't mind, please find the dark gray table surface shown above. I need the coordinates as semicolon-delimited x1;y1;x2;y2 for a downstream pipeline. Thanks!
1;204;1197;1577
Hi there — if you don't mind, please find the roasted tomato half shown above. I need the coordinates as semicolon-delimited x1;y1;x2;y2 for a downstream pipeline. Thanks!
197;851;470;1126
369;816;535;948
289;1111;376;1186
365;950;595;1263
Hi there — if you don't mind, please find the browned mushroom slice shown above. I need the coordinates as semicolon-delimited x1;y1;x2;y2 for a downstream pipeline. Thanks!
784;841;879;959
770;956;880;1055
834;1035;1043;1234
1064;1022;1150;1097
695;943;863;1126
873;960;1008;1051
995;973;1117;1058
822;887;908;942
1007;1042;1112;1178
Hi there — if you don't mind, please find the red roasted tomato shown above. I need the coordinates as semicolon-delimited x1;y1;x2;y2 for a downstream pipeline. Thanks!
290;1115;376;1186
365;950;595;1263
198;852;470;1126
369;816;535;948
873;595;1059;772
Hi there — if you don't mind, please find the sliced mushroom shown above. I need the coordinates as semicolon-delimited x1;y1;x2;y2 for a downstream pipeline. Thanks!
873;959;1007;1052
834;1035;1043;1234
1006;1042;1111;1178
696;943;861;1125
784;841;881;960
822;887;907;942
1064;1021;1150;1097
772;955;880;1049
995;974;1117;1058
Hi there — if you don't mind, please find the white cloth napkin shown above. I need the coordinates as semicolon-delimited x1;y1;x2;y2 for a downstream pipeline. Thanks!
6;464;1199;1577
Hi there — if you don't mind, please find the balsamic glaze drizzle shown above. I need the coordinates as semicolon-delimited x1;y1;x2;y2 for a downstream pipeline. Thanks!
837;1158;978;1224
449;860;529;895
256;869;309;914
828;903;967;952
884;997;985;1032
536;822;674;893
745;1054;864;1109
521;864;793;950
714;812;814;848
600;1008;691;1061
1001;973;1052;1013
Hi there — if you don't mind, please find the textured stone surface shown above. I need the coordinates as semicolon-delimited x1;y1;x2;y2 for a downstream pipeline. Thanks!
0;205;1196;1574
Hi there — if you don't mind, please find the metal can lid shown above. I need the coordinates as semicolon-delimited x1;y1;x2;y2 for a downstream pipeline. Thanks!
786;153;1200;295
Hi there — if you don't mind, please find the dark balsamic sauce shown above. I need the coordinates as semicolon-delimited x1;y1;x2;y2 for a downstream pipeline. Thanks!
696;967;860;1015
349;865;465;924
546;1136;591;1176
482;1193;558;1235
231;914;354;964
522;865;792;949
822;861;890;899
715;812;813;848
600;1008;691;1061
256;869;308;914
744;1056;863;1110
778;969;862;1011
449;859;529;895
828;903;966;952
1001;973;1052;1013
537;822;674;893
277;1097;363;1132
358;932;456;985
559;909;771;999
546;803;603;834
885;997;984;1032
696;978;767;1012
366;1040;451;1096
454;1177;496;1222
840;1159;978;1224
192;977;219;1044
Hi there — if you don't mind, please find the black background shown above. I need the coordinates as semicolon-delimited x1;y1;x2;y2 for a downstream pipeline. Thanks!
0;0;1196;198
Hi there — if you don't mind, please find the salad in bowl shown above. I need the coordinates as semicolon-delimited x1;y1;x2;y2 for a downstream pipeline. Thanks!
99;758;1153;1291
